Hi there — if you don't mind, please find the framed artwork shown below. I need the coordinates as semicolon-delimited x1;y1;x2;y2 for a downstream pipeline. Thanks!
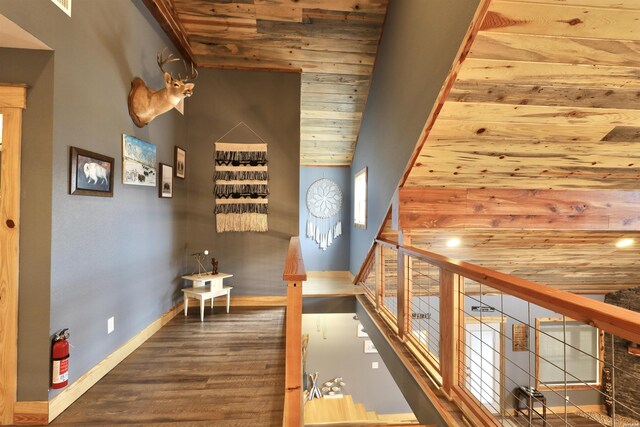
512;324;529;352
159;163;173;198
357;322;368;338
363;340;377;354
69;146;114;197
174;146;186;179
122;134;156;186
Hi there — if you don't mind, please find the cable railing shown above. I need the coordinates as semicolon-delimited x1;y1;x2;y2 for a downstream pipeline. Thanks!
358;239;640;427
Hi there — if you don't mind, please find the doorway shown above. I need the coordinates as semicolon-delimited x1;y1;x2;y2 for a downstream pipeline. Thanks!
465;321;503;414
0;84;26;424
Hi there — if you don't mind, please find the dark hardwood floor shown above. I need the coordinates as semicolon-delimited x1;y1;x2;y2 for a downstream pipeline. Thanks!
51;307;286;426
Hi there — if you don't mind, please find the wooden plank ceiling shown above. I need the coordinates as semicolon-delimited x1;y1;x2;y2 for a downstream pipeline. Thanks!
166;0;388;166
396;0;640;293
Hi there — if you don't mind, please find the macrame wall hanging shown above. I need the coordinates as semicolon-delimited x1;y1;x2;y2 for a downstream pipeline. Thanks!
306;178;343;250
214;123;269;233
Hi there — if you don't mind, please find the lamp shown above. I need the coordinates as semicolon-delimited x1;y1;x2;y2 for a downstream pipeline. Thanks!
191;250;209;275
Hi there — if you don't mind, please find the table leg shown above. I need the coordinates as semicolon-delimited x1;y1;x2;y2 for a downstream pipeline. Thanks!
226;290;231;313
184;297;188;316
200;297;205;322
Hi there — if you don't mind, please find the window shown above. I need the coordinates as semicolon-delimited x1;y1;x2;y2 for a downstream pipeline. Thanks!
354;167;367;228
536;319;602;389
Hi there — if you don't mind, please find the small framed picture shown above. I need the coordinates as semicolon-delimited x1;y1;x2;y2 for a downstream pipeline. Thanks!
174;146;186;179
363;340;377;354
159;163;173;198
357;322;368;338
69;146;114;197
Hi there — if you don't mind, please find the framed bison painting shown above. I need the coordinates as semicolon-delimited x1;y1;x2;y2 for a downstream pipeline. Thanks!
69;146;114;197
122;134;156;186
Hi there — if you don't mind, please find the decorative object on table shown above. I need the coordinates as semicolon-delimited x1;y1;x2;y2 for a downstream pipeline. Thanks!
122;134;156;186
210;257;218;275
306;178;343;250
191;250;209;275
357;322;368;338
159;163;173;198
175;146;186;179
69;146;114;197
214;131;269;232
512;323;529;352
307;372;323;401
321;377;346;396
128;48;197;128
363;340;377;354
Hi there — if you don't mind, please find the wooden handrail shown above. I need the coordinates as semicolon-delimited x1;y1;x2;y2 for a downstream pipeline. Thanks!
378;239;640;345
282;237;305;427
283;236;307;282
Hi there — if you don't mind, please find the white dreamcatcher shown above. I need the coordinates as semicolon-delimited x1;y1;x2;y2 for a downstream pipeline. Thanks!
306;178;343;250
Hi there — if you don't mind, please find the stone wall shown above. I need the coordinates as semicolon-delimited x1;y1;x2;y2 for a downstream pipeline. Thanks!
604;287;640;419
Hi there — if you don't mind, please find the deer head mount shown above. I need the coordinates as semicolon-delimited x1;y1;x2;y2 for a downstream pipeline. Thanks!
128;49;198;128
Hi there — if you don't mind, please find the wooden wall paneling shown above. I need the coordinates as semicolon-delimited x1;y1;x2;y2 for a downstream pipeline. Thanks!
456;59;640;89
168;1;388;166
141;0;195;63
482;1;640;40
0;86;26;425
469;32;640;67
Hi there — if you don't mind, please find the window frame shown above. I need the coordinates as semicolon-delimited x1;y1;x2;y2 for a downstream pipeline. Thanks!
535;317;604;390
354;166;367;229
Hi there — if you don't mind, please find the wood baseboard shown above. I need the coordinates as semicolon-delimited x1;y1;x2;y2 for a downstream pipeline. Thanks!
13;402;48;426
47;302;183;423
208;295;287;307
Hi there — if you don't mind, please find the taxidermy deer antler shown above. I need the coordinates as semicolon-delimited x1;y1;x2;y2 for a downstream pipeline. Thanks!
128;48;198;127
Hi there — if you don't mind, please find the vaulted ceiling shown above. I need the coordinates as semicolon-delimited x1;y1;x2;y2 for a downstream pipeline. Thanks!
394;0;640;293
145;0;640;293
144;0;388;166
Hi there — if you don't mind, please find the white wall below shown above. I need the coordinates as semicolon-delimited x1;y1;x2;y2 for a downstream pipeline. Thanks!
302;313;412;415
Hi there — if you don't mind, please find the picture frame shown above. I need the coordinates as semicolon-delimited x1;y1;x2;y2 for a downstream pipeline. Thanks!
122;134;156;186
159;163;173;198
357;322;368;338
174;146;186;179
512;324;529;352
69;146;114;197
363;340;377;354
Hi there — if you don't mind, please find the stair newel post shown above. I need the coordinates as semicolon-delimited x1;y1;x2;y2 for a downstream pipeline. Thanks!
397;232;412;340
283;237;306;427
440;268;460;399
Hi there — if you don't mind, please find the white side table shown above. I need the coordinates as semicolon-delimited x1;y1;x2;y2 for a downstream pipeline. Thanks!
181;272;233;321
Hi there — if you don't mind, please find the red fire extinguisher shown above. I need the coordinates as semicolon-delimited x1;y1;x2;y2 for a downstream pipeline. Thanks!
52;329;70;389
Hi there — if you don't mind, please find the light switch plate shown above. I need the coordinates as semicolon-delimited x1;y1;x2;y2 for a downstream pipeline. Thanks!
107;316;114;334
372;362;379;369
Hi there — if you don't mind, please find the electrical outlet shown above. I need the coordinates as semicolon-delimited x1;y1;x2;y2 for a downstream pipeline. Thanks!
107;317;114;334
372;362;379;369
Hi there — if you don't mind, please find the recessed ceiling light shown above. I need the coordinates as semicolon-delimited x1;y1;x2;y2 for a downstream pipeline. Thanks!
615;238;634;248
446;238;461;248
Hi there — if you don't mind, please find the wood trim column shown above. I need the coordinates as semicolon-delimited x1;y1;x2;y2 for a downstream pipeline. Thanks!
282;237;306;427
440;269;459;399
0;85;26;425
397;233;411;340
375;244;383;310
283;281;303;427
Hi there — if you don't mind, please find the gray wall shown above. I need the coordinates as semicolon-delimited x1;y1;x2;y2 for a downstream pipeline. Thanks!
300;167;350;271
0;47;55;401
0;0;189;400
302;313;412;415
349;0;480;274
186;68;300;296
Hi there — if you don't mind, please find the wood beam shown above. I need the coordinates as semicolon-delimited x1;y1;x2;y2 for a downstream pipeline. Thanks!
399;187;640;230
141;0;195;65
